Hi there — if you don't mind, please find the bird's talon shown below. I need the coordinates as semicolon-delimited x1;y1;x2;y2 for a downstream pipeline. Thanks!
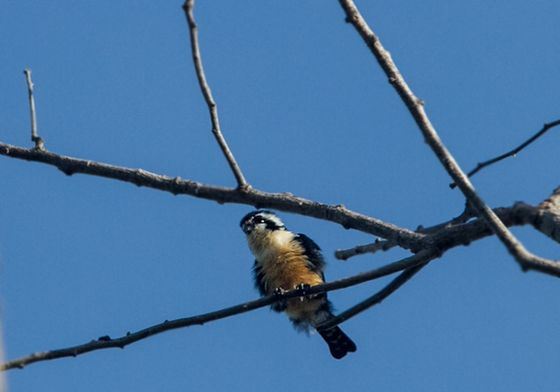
273;287;287;297
272;287;288;310
296;283;313;301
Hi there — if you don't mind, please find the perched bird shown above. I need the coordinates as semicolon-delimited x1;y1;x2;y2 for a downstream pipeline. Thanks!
240;210;357;359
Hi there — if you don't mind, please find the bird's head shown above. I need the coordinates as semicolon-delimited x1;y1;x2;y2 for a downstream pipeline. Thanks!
240;210;286;235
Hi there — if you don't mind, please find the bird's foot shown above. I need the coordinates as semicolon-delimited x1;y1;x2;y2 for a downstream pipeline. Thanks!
295;283;316;301
273;287;288;296
272;287;288;310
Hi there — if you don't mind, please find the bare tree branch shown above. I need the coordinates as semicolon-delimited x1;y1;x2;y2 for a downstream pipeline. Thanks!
335;205;473;261
0;141;423;249
417;201;475;234
1;142;557;254
450;119;560;189
335;238;396;260
1;250;433;371
338;0;560;278
182;0;248;189
318;250;435;330
3;3;560;373
23;69;44;150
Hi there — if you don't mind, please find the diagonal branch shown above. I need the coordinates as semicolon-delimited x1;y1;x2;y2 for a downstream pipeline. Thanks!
1;251;432;371
318;249;436;330
0;142;423;249
450;119;560;188
182;0;248;189
338;0;560;278
2;142;557;253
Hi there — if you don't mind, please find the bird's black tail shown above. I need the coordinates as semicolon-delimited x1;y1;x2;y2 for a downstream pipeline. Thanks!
318;326;357;359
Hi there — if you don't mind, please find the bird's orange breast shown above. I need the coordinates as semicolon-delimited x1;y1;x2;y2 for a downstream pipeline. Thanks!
255;235;323;294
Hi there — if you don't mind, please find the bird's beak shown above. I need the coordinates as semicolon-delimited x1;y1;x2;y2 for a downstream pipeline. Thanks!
242;220;253;234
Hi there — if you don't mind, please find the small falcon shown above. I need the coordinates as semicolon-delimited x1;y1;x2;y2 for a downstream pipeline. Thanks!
240;210;357;359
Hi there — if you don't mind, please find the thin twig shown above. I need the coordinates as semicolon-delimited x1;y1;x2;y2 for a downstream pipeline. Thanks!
182;0;248;189
338;0;560;278
23;69;44;150
450;119;560;188
335;203;472;261
318;250;436;330
335;238;396;260
0;141;423;249
1;251;431;371
416;201;474;234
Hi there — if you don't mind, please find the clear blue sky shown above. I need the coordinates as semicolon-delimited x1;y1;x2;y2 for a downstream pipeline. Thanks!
2;1;560;391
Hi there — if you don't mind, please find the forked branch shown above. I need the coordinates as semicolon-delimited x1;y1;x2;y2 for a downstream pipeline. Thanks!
338;0;560;278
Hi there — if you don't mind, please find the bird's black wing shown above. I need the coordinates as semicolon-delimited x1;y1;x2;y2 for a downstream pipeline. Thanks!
294;233;326;276
252;261;267;296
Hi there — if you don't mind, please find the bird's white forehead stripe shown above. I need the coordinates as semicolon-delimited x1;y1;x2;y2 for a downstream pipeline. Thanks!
259;212;284;227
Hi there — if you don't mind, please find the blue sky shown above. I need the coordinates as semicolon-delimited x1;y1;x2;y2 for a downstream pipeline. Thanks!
2;1;560;391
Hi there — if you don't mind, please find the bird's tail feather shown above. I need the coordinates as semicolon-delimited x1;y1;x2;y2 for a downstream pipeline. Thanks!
318;326;357;359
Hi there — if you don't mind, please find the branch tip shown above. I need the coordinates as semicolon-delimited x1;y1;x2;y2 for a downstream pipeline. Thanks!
450;118;560;188
23;68;45;150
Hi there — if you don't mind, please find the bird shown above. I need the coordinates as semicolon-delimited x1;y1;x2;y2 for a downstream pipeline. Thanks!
240;210;357;359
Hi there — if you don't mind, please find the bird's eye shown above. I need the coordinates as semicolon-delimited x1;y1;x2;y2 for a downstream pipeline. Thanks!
254;217;264;223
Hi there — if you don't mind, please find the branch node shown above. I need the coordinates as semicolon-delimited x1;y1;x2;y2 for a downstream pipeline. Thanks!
58;165;76;176
237;183;252;193
32;137;45;151
171;177;183;195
